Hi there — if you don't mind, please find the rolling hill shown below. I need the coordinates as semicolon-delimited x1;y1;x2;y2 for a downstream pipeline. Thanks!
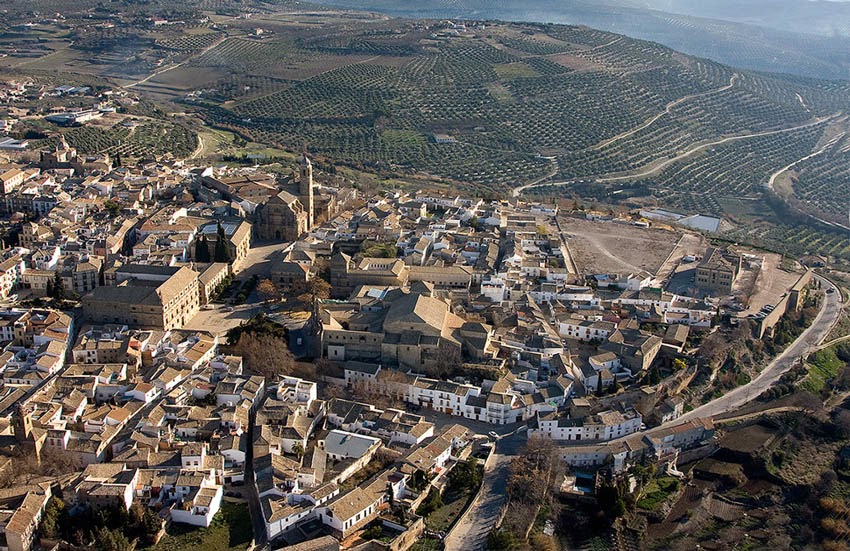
306;0;850;80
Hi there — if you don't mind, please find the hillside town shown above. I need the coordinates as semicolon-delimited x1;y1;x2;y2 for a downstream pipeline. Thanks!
0;108;836;551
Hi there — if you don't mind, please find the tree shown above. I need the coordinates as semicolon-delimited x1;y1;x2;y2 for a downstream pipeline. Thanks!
39;497;64;539
416;488;443;516
292;442;305;459
104;199;120;216
834;410;850;438
228;331;297;380
141;508;162;541
195;235;210;263
294;276;331;307
672;358;687;371
94;526;133;551
486;528;515;550
529;533;557;551
430;343;462;378
257;279;280;303
52;270;65;300
213;223;231;263
597;481;627;518
450;458;481;491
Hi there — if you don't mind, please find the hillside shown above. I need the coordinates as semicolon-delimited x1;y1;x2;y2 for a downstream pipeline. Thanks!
175;17;850;246
307;0;850;80
1;1;849;263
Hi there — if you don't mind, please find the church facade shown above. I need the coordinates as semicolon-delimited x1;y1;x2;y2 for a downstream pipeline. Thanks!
254;154;315;241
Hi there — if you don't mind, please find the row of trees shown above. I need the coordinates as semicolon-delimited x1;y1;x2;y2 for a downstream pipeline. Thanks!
194;223;232;263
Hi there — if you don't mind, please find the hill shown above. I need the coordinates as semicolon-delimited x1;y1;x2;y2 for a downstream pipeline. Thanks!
307;0;850;81
1;1;848;264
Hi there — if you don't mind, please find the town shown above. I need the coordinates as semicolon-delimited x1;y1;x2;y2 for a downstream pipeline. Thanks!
0;87;842;550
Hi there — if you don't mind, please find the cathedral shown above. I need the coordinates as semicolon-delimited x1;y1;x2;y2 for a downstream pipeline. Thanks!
255;154;318;241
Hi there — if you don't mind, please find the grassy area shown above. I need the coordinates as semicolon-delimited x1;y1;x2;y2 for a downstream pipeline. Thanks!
826;309;850;342
636;476;680;511
148;502;252;551
494;62;540;79
424;489;472;532
360;241;398;259
802;345;848;392
409;537;443;550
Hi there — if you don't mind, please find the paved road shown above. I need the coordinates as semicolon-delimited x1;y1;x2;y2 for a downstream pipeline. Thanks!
674;274;842;424
443;449;510;551
442;428;525;551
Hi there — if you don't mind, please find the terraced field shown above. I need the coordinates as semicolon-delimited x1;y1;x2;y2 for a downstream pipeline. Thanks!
789;133;850;221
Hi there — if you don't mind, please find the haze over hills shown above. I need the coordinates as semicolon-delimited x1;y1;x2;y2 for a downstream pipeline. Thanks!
306;0;850;80
636;0;850;36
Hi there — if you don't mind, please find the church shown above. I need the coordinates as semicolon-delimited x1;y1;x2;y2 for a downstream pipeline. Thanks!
254;154;329;241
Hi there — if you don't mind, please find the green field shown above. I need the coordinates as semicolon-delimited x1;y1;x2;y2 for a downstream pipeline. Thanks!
148;502;252;551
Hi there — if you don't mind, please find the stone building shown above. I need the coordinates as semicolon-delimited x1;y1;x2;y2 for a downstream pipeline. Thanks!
82;265;200;330
254;154;316;242
695;247;741;294
329;253;410;299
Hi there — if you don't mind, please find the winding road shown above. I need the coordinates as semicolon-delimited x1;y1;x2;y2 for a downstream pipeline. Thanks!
593;74;739;151
444;275;843;551
513;113;841;197
672;274;842;424
764;128;847;193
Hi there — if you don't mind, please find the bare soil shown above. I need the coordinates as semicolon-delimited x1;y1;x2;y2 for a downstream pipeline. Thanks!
560;216;680;275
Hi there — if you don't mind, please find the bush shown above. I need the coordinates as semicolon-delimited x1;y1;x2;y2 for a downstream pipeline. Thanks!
361;525;383;540
486;528;515;550
416;488;444;517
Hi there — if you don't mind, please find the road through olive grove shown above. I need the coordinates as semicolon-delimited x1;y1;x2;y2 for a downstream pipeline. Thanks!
513;113;841;197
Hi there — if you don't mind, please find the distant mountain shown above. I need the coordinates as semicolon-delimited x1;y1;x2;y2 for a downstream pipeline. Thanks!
635;0;850;37
306;0;850;80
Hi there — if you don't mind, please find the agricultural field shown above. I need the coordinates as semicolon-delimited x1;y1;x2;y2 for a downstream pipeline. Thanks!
173;18;850;205
59;121;199;160
2;1;850;262
722;220;850;266
787;130;850;222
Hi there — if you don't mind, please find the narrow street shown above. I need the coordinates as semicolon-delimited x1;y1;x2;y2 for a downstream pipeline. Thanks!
245;408;268;549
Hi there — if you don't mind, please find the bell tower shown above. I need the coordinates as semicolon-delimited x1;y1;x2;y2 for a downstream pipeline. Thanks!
12;403;32;443
299;153;314;229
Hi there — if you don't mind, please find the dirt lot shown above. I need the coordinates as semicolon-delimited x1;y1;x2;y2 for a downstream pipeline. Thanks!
655;232;706;285
559;216;681;276
738;251;802;316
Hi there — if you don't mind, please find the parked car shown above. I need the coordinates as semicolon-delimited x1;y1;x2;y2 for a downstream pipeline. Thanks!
488;431;499;439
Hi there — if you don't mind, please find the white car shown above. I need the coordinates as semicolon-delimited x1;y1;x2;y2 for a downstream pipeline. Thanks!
488;431;499;439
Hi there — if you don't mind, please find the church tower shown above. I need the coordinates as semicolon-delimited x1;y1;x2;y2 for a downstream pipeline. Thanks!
299;153;314;229
12;403;32;443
